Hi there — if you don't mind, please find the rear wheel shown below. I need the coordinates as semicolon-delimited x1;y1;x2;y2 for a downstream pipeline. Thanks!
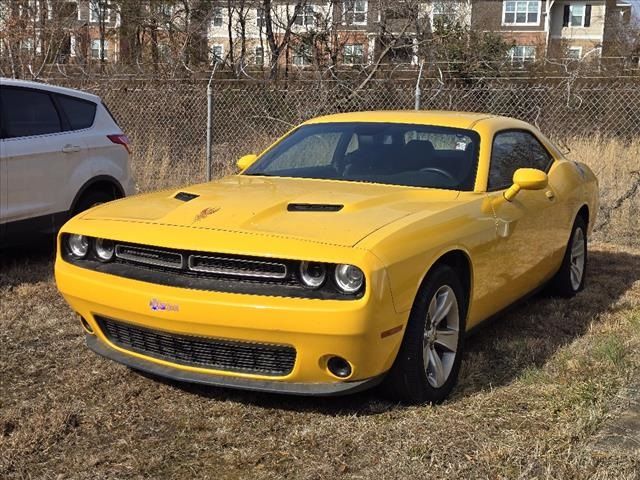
549;215;587;297
73;189;116;216
383;264;466;404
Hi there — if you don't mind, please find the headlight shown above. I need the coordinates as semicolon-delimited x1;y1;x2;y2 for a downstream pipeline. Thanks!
67;234;89;258
95;238;115;261
299;261;327;288
334;264;364;293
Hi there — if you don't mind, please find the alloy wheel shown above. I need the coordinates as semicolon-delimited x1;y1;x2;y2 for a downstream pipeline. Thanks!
423;285;460;388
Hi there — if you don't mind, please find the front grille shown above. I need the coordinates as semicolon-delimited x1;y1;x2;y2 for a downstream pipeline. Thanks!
96;316;296;376
115;245;183;269
188;255;287;279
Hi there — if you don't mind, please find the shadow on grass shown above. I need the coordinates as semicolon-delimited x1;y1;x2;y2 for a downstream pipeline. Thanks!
140;247;640;415
0;237;57;286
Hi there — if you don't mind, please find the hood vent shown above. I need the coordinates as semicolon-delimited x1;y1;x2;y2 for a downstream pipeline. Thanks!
287;203;344;212
174;192;200;202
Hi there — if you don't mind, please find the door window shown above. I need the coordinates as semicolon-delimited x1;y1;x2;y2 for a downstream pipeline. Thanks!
0;87;62;138
57;94;97;130
488;130;552;190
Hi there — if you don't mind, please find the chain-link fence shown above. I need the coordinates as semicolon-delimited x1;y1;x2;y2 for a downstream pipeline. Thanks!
36;74;640;244
47;76;640;191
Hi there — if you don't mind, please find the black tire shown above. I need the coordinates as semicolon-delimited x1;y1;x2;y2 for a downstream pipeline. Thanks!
383;264;467;404
73;189;116;216
549;215;588;297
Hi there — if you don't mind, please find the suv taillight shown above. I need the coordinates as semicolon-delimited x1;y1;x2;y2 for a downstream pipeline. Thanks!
107;134;131;154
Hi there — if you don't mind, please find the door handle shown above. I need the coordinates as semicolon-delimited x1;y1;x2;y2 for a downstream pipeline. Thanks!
545;190;555;200
62;144;81;153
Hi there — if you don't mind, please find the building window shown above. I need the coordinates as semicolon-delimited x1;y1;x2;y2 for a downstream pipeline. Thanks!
432;1;458;25
292;45;312;66
254;46;264;66
89;0;110;23
295;5;315;26
256;7;265;28
344;0;367;25
503;1;540;25
563;4;592;27
343;44;364;64
211;44;224;63
212;7;223;27
567;46;582;59
509;45;536;64
91;39;107;59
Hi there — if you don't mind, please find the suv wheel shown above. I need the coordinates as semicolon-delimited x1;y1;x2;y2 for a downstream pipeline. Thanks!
73;189;116;216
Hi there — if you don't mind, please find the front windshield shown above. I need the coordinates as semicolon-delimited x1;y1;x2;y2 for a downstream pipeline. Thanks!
245;122;480;191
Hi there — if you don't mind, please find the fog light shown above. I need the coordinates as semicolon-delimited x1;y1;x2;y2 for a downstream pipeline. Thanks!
80;316;94;334
327;356;352;378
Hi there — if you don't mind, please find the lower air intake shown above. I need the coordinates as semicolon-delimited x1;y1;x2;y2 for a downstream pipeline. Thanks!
96;316;296;376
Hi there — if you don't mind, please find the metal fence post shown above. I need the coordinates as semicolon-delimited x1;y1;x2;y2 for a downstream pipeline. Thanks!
415;60;424;111
206;64;218;182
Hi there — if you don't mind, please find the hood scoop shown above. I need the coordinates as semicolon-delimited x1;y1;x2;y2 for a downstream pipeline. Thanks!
174;192;200;202
287;203;344;212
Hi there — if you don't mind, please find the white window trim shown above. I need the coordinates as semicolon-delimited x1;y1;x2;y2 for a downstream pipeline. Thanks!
343;0;368;26
212;7;224;28
567;46;583;59
211;44;224;63
509;45;536;64
295;4;315;27
501;0;542;27
256;7;264;28
254;45;264;65
89;1;111;24
569;3;587;28
91;38;108;59
343;44;364;65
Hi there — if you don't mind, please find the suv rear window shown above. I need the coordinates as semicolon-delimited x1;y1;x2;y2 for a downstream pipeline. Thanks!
56;94;97;130
0;87;62;138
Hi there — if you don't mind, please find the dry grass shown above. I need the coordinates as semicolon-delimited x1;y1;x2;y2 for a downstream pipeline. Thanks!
1;242;639;479
1;135;639;479
566;136;640;246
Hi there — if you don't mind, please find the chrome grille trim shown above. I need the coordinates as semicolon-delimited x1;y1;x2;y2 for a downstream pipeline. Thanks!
188;255;287;279
115;245;183;269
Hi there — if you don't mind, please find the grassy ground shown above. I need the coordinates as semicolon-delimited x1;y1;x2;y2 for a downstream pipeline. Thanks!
1;241;639;479
1;136;639;478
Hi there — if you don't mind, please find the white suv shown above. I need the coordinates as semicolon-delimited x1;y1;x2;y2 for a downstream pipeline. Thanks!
0;78;135;246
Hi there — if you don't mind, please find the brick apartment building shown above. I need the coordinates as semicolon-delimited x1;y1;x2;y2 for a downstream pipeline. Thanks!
0;0;634;67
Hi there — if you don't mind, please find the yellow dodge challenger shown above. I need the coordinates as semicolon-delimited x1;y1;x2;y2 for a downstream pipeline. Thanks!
55;111;598;403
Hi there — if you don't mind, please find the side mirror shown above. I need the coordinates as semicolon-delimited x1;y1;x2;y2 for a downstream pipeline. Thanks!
504;168;548;202
236;154;258;172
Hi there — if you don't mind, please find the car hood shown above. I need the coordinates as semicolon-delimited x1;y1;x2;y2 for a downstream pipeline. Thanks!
82;175;460;247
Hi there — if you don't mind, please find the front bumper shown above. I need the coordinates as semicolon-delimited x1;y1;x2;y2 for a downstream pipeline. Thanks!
56;246;408;394
86;334;385;396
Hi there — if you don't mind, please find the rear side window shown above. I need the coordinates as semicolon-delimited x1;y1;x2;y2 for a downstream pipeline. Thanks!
57;94;97;130
0;87;61;138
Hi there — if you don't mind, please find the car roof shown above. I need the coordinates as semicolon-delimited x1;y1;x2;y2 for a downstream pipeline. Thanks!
0;77;100;103
304;110;525;130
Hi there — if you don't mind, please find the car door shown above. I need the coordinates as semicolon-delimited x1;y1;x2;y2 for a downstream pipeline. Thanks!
0;86;84;234
485;130;561;309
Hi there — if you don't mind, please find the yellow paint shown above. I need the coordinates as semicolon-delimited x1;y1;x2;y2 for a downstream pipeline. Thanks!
55;111;599;388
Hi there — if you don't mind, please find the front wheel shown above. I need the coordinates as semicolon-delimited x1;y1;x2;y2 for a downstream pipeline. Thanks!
383;264;466;404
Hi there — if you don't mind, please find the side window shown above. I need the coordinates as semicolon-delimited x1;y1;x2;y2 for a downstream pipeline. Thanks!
57;95;97;130
488;130;552;190
0;87;61;138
